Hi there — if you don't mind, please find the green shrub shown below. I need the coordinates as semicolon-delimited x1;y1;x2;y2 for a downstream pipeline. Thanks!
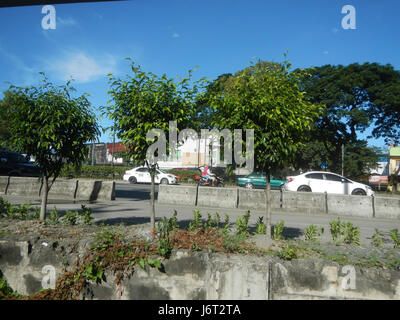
371;229;384;248
329;217;344;242
59;164;131;180
80;205;94;225
235;210;251;237
188;210;203;232
390;229;400;248
273;220;285;240
254;216;266;235
278;244;299;260
305;225;324;242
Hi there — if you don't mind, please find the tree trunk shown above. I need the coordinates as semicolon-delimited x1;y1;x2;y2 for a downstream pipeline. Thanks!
40;176;49;221
265;170;272;240
150;168;156;230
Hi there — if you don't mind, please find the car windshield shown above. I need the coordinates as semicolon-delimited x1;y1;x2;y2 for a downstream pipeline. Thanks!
157;169;165;174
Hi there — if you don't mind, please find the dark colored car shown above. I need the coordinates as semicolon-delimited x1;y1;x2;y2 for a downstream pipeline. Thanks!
0;150;41;177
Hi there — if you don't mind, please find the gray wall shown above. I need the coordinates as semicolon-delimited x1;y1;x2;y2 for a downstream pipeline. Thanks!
0;176;115;202
158;185;400;220
1;238;399;300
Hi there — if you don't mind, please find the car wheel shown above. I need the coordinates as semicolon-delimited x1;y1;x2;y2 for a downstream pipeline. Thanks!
245;183;254;189
128;176;137;184
297;185;311;192
351;189;366;196
160;178;169;185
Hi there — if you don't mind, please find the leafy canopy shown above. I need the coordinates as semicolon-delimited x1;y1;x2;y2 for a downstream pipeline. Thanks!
208;58;323;172
3;74;99;179
104;59;206;164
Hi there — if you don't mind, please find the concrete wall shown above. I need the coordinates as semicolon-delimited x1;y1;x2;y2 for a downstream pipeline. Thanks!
158;185;197;206
327;194;373;218
282;191;326;215
238;189;281;210
197;187;237;208
374;197;400;219
0;176;115;202
158;186;400;220
1;238;399;300
0;176;9;194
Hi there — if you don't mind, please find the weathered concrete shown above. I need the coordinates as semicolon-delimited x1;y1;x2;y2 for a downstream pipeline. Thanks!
374;197;400;220
158;186;400;220
157;184;197;206
96;181;116;201
6;177;41;198
238;189;281;210
197;187;237;209
327;194;373;218
47;179;78;200
282;191;326;215
1;238;399;300
0;176;9;194
1;176;115;202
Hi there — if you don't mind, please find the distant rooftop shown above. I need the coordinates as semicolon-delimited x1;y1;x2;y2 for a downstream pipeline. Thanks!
390;147;400;157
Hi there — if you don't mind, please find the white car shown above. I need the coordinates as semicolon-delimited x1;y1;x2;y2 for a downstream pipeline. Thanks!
123;167;178;185
283;171;374;196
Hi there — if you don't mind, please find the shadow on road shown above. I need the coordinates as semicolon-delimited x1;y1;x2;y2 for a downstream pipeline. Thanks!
115;185;158;201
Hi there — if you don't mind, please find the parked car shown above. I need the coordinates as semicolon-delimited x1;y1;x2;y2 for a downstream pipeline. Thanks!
0;150;41;177
123;166;178;185
237;172;286;189
283;171;374;196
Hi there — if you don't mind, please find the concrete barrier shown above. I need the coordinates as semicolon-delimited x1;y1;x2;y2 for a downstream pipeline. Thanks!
6;176;41;197
197;187;237;208
97;181;116;201
158;184;197;206
238;189;281;210
374;197;400;220
47;179;78;200
327;194;373;218
75;180;102;201
282;191;326;214
0;176;9;194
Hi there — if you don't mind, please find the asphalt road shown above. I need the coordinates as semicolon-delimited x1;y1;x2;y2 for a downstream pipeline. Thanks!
2;181;400;244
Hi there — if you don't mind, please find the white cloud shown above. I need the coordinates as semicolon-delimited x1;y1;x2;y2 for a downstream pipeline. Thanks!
172;32;180;38
323;51;329;55
57;16;78;27
46;51;117;83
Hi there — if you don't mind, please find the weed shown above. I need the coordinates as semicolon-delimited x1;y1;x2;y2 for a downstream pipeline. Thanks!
277;244;298;260
80;205;93;225
17;203;30;220
0;275;21;299
236;210;250;237
188;210;203;232
254;216;266;235
213;213;221;229
305;225;324;243
371;229;384;248
329;217;344;241
223;214;230;234
273;220;285;240
82;263;104;284
343;222;361;245
156;216;174;258
47;206;59;224
63;210;78;226
390;229;400;248
31;207;40;220
192;242;202;252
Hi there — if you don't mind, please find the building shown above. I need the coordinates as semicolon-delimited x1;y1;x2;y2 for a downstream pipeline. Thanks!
389;146;400;176
157;136;223;169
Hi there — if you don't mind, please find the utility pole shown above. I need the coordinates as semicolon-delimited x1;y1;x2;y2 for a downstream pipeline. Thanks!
112;124;115;180
341;144;344;176
91;140;95;166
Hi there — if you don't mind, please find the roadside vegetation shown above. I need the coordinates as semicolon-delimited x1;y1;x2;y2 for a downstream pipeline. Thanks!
1;204;400;300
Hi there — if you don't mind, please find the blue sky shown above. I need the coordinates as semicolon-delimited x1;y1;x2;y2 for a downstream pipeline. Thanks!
0;0;399;150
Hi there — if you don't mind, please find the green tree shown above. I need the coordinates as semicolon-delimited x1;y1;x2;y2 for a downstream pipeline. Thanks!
0;98;12;149
104;59;205;230
296;62;400;168
4;75;99;220
208;58;323;240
